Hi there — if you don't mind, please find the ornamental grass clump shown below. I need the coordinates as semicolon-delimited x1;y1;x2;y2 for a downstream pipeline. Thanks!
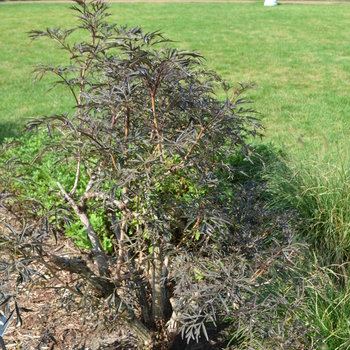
0;1;312;349
266;150;350;276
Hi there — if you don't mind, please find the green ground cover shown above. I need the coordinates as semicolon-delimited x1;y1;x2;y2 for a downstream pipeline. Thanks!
2;2;350;348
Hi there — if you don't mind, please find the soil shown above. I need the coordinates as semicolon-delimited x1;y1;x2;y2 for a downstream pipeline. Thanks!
97;323;234;350
0;233;234;350
3;281;234;350
3;285;235;349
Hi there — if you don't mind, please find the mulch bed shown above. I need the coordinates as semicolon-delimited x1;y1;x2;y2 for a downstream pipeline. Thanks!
1;237;234;350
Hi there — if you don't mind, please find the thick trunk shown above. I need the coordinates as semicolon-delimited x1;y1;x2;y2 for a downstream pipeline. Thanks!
152;244;164;320
108;211;152;327
135;274;153;327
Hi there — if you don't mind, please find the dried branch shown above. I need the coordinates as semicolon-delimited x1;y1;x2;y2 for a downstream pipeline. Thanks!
57;181;108;276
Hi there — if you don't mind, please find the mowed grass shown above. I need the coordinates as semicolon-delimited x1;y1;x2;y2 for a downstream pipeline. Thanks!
1;2;350;156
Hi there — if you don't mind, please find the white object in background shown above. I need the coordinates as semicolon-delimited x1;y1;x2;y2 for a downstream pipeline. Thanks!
264;0;278;6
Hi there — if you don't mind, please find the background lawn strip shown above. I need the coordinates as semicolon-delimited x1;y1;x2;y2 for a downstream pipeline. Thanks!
1;3;350;159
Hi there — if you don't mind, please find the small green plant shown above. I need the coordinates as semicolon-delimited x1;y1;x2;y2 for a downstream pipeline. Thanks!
65;211;114;251
65;220;92;250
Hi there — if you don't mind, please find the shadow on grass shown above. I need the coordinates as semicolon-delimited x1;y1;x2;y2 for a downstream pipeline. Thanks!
0;120;21;142
228;143;286;186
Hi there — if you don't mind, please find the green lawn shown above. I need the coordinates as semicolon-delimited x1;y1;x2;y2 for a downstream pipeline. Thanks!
1;2;350;155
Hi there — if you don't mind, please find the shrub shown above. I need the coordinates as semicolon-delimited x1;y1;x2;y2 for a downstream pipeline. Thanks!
0;1;311;349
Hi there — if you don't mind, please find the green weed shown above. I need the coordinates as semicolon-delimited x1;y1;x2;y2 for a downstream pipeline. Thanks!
0;132;114;251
